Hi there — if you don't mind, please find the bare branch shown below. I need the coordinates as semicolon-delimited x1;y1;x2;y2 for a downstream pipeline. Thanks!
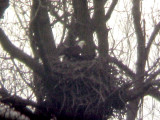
132;0;145;78
147;87;160;102
30;0;57;74
0;87;37;118
132;0;144;44
105;0;118;21
0;28;45;77
93;0;108;58
72;0;96;58
127;82;151;101
126;1;146;119
146;69;160;82
146;21;160;58
109;56;135;79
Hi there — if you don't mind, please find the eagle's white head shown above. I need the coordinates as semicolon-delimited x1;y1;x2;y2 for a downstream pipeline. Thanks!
77;41;86;49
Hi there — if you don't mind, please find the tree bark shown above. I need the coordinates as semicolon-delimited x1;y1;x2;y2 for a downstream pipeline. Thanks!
127;0;146;119
0;28;45;77
30;0;57;74
72;0;96;59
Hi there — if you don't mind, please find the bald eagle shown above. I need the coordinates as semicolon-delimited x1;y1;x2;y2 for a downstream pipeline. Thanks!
60;41;86;61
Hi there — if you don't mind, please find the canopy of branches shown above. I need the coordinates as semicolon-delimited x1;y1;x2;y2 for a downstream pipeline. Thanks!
0;0;160;120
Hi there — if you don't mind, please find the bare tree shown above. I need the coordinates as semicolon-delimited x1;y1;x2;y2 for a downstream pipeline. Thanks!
0;0;160;120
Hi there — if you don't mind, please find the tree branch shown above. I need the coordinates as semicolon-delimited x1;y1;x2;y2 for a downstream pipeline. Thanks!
147;87;160;102
105;0;118;21
132;0;145;79
30;0;57;74
132;0;144;44
0;87;37;119
146;21;160;59
71;0;96;59
146;68;160;82
109;56;135;79
126;1;146;119
0;0;9;19
0;28;45;77
93;0;108;58
126;82;150;101
0;87;51;119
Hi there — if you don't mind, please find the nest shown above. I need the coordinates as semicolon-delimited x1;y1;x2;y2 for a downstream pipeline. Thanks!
43;60;126;119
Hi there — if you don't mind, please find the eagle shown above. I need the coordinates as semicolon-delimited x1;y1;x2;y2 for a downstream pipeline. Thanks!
59;41;86;61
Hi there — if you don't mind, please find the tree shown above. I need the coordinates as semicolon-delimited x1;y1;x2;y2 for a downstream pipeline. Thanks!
0;0;160;120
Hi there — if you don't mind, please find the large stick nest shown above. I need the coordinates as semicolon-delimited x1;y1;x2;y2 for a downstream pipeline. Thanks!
43;60;127;119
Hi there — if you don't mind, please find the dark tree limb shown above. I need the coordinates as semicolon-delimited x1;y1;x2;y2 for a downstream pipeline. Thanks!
105;0;118;21
93;0;108;58
0;87;36;119
132;0;146;76
0;28;45;77
109;56;135;79
72;0;96;59
146;21;160;59
49;2;70;27
30;0;57;74
126;1;146;120
127;81;152;101
0;0;9;19
147;87;160;102
132;0;144;45
146;68;160;83
93;0;110;89
0;87;51;120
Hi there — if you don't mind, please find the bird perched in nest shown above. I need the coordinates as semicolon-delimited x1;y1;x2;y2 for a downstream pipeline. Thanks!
59;40;86;61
